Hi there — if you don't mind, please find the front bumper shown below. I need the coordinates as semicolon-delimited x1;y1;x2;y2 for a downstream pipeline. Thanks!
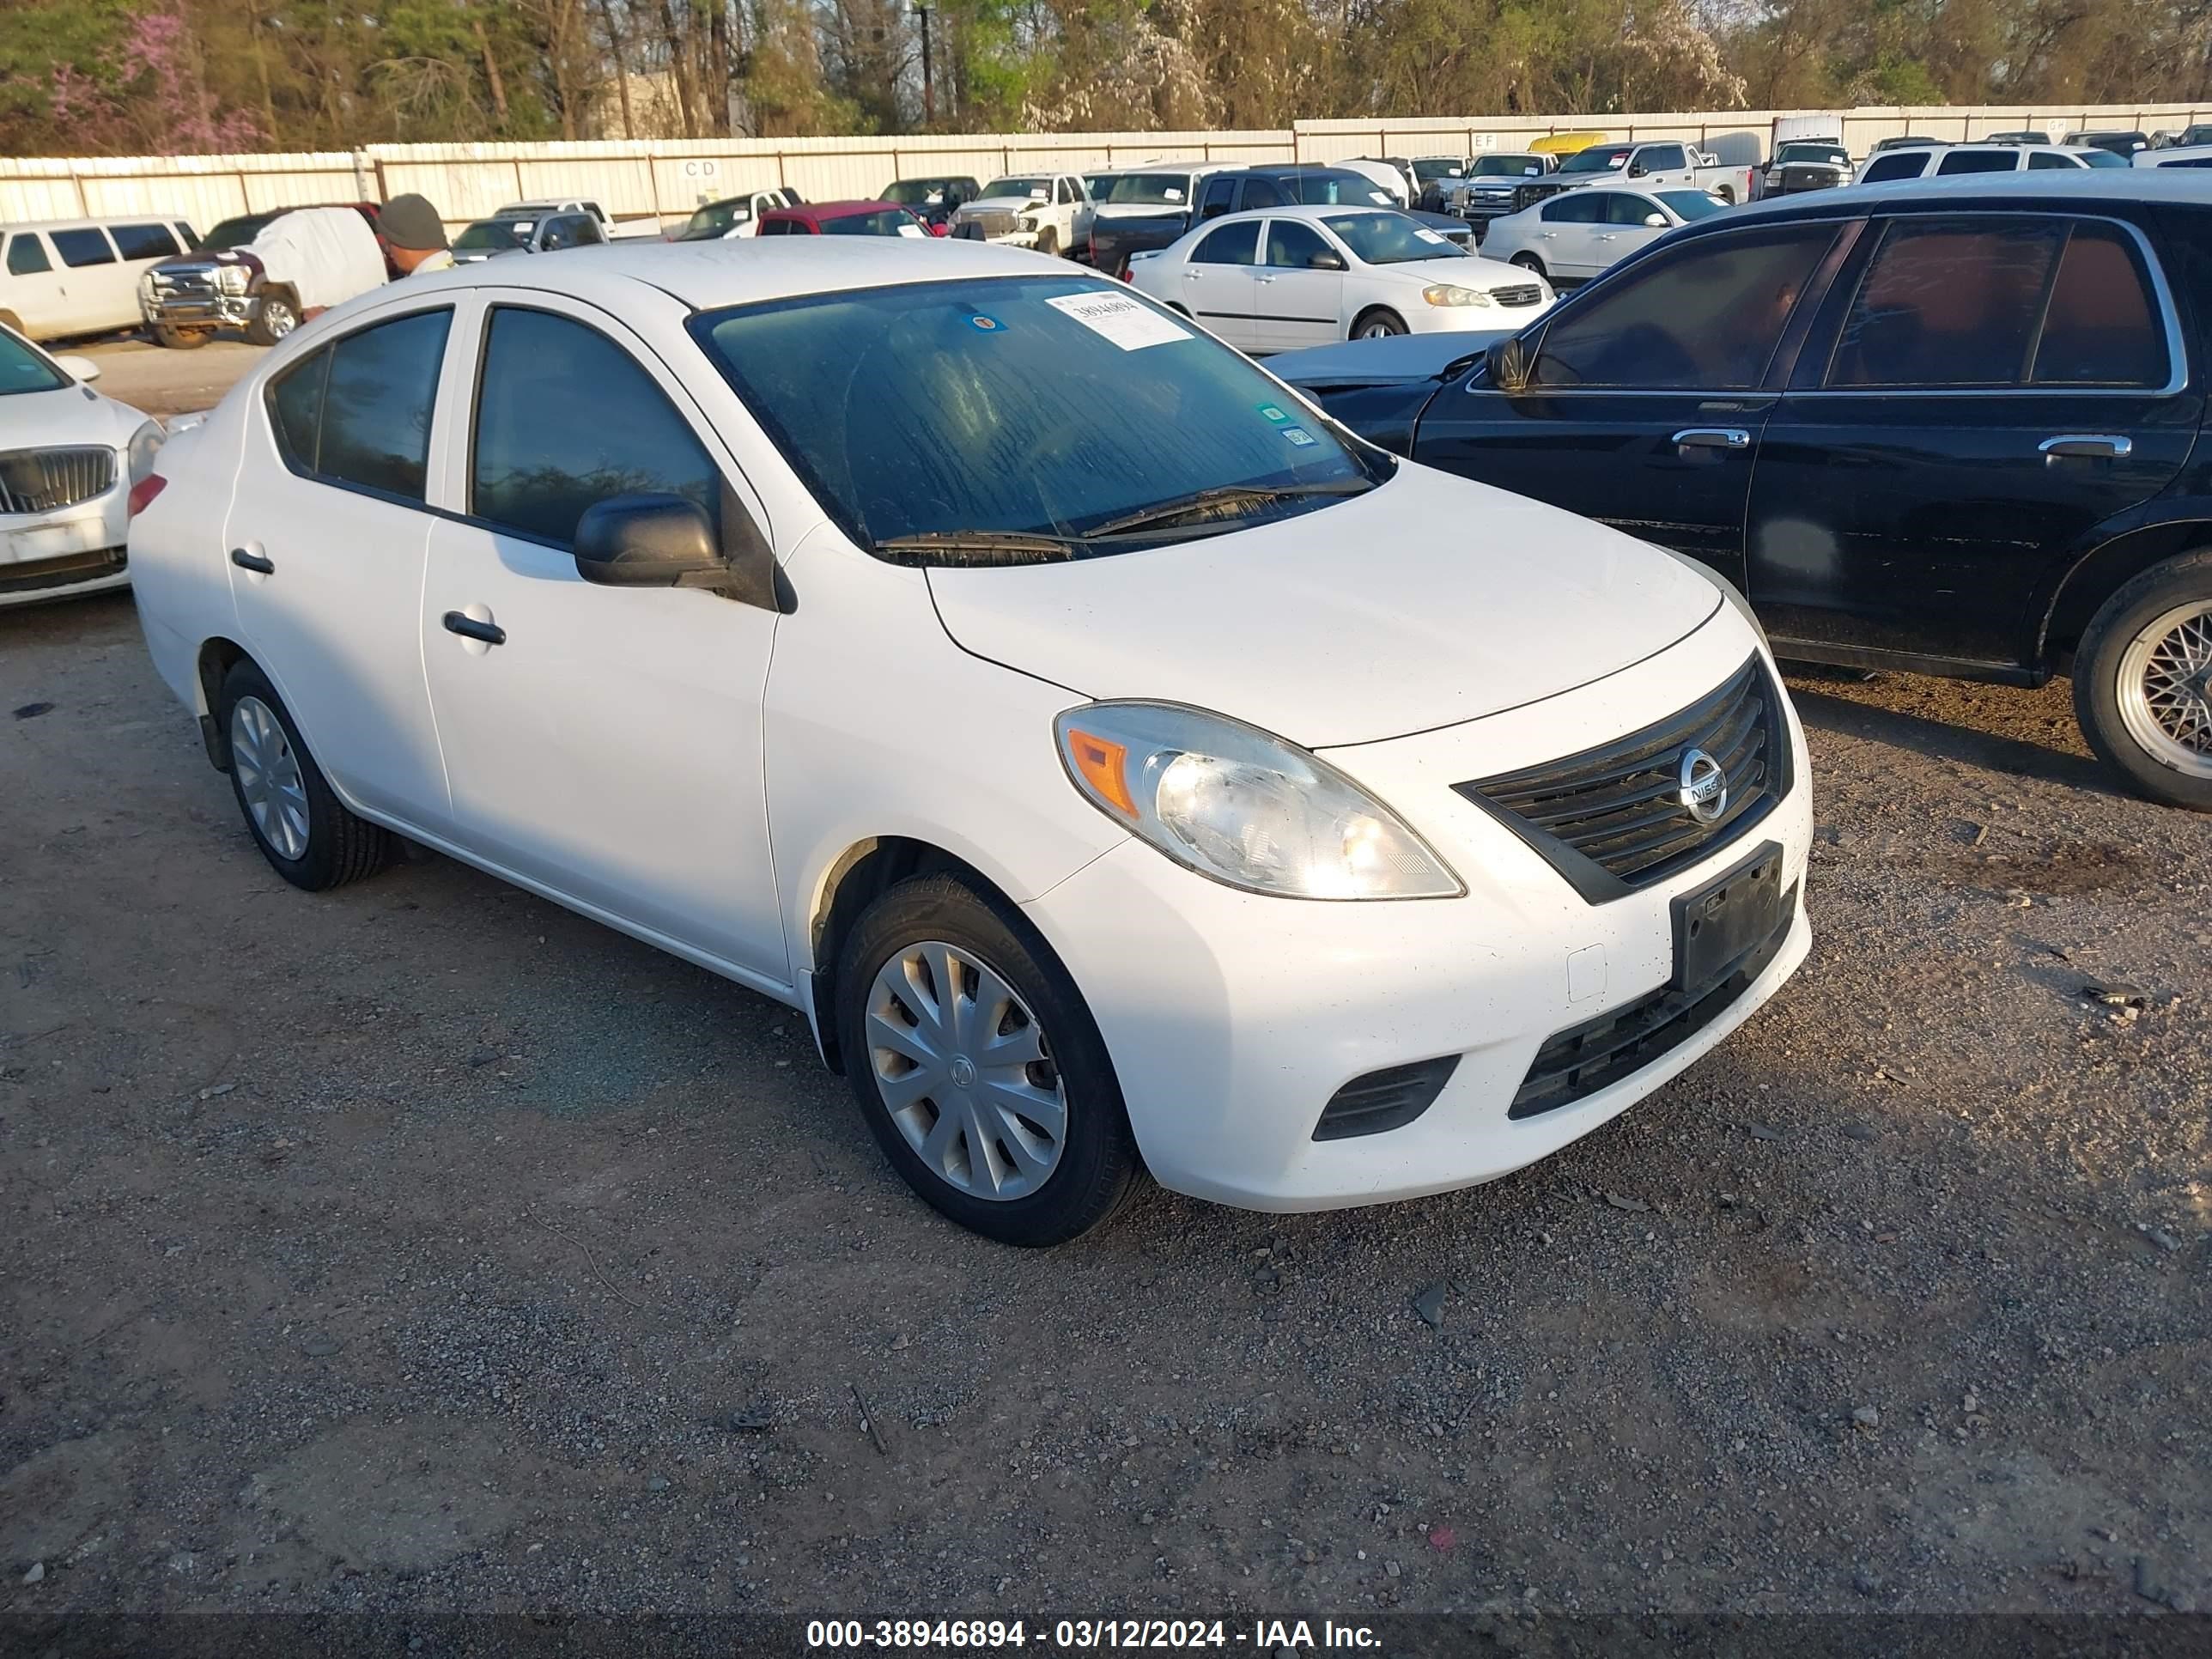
1023;608;1813;1212
1;481;131;607
143;295;253;328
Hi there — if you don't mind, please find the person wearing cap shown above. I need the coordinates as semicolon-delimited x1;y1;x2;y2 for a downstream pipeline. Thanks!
380;194;455;275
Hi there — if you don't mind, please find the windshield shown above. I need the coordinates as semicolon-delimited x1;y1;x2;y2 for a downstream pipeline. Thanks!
884;180;948;205
1559;148;1630;174
1469;155;1543;178
1292;173;1397;206
1092;173;1192;206
1777;144;1848;165
1324;211;1463;265
1656;190;1726;220
690;275;1376;556
0;332;66;396
1412;159;1465;182
982;177;1048;200
2076;148;2130;167
200;213;281;251
681;200;750;238
455;220;531;251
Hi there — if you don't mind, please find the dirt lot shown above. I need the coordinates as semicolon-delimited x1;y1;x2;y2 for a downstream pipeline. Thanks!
67;337;264;422
3;338;2209;1651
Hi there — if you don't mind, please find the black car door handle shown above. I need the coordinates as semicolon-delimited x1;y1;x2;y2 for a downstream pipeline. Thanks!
229;548;274;574
2039;434;2132;464
441;611;507;646
1673;427;1751;453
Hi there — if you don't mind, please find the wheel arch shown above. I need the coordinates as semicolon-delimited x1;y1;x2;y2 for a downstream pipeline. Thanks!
2038;514;2212;664
194;635;252;770
1348;303;1407;339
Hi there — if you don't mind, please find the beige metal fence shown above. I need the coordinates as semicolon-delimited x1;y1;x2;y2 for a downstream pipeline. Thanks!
5;106;2209;234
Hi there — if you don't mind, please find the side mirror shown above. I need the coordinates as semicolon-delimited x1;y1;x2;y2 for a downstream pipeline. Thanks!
1644;212;1668;228
1486;334;1534;396
1308;249;1346;270
55;354;100;382
1628;163;1648;178
574;494;725;587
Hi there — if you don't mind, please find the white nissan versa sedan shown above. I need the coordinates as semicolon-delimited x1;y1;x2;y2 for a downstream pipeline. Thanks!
128;240;1813;1244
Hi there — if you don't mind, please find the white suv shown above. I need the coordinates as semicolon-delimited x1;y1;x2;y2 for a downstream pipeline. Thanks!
127;240;1811;1243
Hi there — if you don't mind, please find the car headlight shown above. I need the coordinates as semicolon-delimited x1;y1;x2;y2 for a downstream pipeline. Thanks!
1018;214;1039;231
1422;283;1493;307
137;270;156;301
1054;702;1462;900
216;264;250;295
125;420;164;484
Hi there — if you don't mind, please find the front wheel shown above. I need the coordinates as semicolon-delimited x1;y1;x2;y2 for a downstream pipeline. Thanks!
836;873;1139;1245
151;323;210;349
246;289;298;347
2074;550;2212;811
1352;307;1407;340
1035;226;1060;258
218;659;393;887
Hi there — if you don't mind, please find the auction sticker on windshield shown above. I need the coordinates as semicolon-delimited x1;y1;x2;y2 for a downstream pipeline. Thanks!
1046;290;1192;350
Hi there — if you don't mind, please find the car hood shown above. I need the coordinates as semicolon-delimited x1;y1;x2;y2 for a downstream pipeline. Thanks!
0;383;144;452
963;195;1048;215
1367;254;1532;289
924;463;1721;749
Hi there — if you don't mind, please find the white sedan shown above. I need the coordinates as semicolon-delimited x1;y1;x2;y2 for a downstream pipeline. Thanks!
1130;204;1553;351
1480;184;1728;284
128;240;1809;1244
1;325;163;608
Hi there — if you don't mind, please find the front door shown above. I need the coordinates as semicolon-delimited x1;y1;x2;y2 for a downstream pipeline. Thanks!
1413;216;1854;583
2;234;69;337
1253;217;1345;351
221;301;459;834
418;294;787;986
1177;220;1262;351
1747;213;2199;667
1598;191;1674;273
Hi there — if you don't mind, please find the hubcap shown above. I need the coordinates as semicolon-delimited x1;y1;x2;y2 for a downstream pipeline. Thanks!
865;940;1066;1202
264;302;295;337
2117;601;2212;778
230;695;310;860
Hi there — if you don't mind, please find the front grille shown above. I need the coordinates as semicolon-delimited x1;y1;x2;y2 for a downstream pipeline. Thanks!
0;447;117;515
1311;1055;1461;1141
1515;181;1569;210
1456;654;1789;903
1778;167;1841;191
0;545;126;594
1509;879;1796;1120
960;209;1020;238
150;262;220;298
1491;283;1545;307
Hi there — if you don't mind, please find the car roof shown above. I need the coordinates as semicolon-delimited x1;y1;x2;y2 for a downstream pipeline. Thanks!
2;214;191;233
392;237;1081;311
1715;167;2212;225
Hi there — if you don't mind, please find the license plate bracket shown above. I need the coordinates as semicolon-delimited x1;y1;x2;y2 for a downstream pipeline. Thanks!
1670;841;1784;991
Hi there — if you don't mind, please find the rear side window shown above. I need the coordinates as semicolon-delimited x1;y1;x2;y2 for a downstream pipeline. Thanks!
1192;222;1260;265
1827;220;2065;387
1936;149;2018;175
2027;151;2078;171
111;223;180;260
1861;153;1929;184
1542;194;1604;224
2031;223;2170;387
266;310;449;499
1534;222;1838;390
471;307;722;547
50;228;116;268
6;235;52;276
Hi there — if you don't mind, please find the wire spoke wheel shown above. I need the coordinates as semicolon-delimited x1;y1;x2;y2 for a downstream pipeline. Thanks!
2117;600;2212;779
865;939;1066;1202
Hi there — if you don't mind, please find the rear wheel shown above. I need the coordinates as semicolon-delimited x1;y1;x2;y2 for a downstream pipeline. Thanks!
218;659;393;888
1351;307;1407;340
2074;550;2212;811
836;873;1139;1245
1510;252;1547;277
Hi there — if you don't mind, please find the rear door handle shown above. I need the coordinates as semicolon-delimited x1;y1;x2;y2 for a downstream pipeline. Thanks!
229;547;274;574
442;611;507;646
1255;273;1277;283
2039;434;2131;463
1674;427;1751;452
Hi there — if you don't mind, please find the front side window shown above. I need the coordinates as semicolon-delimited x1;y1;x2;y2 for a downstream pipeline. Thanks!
456;220;532;252
265;308;450;500
1324;211;1462;264
1243;177;1287;209
201;213;277;251
1560;149;1631;176
1638;145;1687;171
1541;194;1605;224
1607;193;1663;227
472;307;722;547
690;275;1376;556
2027;150;2077;170
1264;219;1334;268
50;228;116;268
1861;152;1930;184
0;331;67;394
1827;219;2069;388
1200;177;1237;218
1534;222;1838;390
758;217;803;235
1192;222;1260;265
6;234;52;276
111;223;180;261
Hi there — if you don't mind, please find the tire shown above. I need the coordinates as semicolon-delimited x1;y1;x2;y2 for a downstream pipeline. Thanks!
217;659;393;889
245;289;299;348
1035;226;1060;258
2073;550;2212;811
151;323;209;349
1510;252;1547;277
836;872;1139;1246
1351;307;1407;340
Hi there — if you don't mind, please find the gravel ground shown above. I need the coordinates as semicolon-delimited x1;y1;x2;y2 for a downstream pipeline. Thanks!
68;337;264;422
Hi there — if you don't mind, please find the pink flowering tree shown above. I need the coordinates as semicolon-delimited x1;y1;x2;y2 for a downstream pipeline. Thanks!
47;6;261;155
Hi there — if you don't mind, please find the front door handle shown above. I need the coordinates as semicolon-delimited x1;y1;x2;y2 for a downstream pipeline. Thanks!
1674;427;1751;453
1255;273;1277;283
2039;434;2132;463
230;547;274;574
1182;269;1201;280
442;611;507;647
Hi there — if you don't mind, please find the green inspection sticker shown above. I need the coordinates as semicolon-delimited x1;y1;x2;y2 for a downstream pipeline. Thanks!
1256;403;1291;423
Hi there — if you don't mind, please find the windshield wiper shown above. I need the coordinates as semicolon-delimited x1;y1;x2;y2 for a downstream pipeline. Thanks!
874;531;1076;567
1087;478;1374;539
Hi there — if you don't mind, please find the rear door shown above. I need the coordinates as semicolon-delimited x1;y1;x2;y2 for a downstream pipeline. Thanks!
1746;211;2199;668
46;228;125;332
1253;218;1345;351
1411;216;1855;582
1532;193;1607;279
1177;220;1262;350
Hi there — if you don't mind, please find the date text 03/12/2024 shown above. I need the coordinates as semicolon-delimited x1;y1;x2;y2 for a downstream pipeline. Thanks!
805;1619;1382;1650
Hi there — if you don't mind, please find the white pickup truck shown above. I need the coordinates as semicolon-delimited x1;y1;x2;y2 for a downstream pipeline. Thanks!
1529;140;1759;207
